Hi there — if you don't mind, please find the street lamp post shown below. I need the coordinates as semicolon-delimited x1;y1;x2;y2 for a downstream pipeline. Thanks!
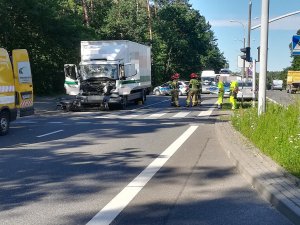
247;1;252;49
230;20;246;106
258;0;270;115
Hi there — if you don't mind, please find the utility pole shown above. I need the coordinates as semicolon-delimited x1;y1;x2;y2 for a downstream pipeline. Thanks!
252;59;256;107
247;0;252;80
258;0;270;115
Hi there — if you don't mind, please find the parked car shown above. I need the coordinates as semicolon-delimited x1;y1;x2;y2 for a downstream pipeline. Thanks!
153;80;189;96
237;81;257;101
178;81;189;96
201;80;214;94
223;82;231;98
153;83;171;96
208;84;218;94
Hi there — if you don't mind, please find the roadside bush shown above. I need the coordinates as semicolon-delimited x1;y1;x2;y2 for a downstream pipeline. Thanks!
231;100;300;178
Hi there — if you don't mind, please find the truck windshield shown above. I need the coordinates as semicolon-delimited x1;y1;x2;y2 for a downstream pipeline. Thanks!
201;77;216;85
80;64;118;80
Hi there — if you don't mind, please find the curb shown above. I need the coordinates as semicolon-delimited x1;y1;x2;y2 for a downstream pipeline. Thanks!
215;119;300;225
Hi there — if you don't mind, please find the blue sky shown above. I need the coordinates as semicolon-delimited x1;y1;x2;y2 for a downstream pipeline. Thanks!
189;0;300;72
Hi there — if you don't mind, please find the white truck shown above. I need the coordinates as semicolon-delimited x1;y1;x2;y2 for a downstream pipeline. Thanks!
201;70;217;94
60;40;151;110
271;79;283;91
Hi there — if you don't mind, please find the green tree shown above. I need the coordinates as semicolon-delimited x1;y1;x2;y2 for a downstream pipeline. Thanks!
0;0;93;95
152;2;226;83
0;0;227;94
101;0;149;43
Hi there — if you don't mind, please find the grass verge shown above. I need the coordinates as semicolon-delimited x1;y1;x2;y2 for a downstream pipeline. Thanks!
231;100;300;178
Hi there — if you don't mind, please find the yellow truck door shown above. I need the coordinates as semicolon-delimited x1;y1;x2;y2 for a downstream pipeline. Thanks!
12;49;34;116
0;48;17;135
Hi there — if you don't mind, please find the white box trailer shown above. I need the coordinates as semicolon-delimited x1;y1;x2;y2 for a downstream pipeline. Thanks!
61;40;151;110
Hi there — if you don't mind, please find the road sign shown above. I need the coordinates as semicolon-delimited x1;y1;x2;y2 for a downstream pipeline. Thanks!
292;35;300;55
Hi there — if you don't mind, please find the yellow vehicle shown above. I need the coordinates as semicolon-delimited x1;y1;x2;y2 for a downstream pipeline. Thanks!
287;70;300;94
0;48;34;135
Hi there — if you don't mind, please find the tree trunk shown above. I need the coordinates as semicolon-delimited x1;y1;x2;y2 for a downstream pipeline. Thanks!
153;0;158;16
146;0;153;42
82;0;90;27
165;47;173;75
90;0;94;21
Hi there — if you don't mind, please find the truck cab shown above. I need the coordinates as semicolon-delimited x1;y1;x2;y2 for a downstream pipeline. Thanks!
0;48;34;135
62;40;151;111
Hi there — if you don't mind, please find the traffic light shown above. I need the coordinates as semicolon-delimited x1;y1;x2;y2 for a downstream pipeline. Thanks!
240;47;251;62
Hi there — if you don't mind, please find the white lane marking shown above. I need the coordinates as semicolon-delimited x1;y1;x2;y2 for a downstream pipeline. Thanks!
146;113;166;119
16;121;37;124
36;130;64;138
266;97;283;106
122;114;139;119
86;125;198;225
101;121;119;124
161;122;176;125
48;122;63;124
198;106;215;117
94;116;110;119
172;112;190;118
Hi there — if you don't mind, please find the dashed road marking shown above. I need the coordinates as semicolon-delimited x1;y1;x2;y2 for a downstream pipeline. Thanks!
172;111;190;118
146;113;166;119
36;130;64;138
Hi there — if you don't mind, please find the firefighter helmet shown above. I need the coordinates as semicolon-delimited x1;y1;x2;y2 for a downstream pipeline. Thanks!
190;73;198;79
172;73;180;80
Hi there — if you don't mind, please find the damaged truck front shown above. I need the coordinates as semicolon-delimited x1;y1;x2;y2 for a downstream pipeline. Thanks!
61;40;151;111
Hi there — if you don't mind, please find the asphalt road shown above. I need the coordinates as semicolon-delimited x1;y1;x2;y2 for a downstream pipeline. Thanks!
0;94;293;225
266;89;299;106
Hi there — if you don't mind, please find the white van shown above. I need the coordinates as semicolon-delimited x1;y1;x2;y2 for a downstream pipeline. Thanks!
201;70;217;93
271;80;283;91
237;80;257;101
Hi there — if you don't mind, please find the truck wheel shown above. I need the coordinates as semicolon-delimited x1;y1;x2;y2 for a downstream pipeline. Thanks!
0;111;9;136
141;90;146;104
120;96;127;110
135;90;146;105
